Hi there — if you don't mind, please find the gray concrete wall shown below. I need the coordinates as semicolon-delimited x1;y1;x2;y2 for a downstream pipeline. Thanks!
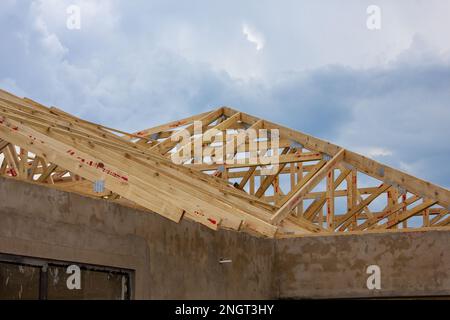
0;176;275;299
275;231;450;299
0;176;449;299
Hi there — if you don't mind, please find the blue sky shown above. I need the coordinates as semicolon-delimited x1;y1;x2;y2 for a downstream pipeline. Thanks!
1;0;449;187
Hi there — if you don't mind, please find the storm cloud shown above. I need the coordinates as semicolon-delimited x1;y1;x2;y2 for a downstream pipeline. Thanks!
1;0;449;187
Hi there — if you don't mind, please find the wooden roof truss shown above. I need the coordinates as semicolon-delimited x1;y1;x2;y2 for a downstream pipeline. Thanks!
0;89;448;238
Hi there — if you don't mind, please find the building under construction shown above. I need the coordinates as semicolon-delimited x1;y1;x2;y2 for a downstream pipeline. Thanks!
0;88;449;299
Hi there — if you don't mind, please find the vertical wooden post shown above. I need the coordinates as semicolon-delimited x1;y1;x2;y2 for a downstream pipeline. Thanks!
326;169;335;229
346;169;357;228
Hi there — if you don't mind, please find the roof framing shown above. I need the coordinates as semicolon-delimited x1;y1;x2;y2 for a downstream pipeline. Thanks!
0;88;448;238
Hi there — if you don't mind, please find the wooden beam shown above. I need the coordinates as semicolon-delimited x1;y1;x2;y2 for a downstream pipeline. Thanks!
326;168;335;228
132;111;211;138
185;152;323;170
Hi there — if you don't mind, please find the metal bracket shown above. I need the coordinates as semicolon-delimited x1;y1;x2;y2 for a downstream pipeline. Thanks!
289;141;303;149
93;180;105;193
377;166;385;177
150;133;160;140
343;162;354;170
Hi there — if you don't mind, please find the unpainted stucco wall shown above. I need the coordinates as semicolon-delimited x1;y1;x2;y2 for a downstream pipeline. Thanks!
0;176;449;299
275;231;450;299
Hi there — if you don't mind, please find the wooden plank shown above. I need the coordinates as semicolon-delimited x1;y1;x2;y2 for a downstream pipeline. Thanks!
184;152;323;170
346;169;357;228
132;111;211;138
326;168;335;228
0;139;8;151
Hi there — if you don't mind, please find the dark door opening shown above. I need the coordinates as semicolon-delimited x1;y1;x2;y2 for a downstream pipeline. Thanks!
0;253;133;300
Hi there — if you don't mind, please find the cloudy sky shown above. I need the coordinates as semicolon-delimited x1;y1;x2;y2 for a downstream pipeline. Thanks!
1;0;449;187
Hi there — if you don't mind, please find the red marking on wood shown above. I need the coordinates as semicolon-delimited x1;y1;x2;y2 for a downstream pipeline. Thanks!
288;196;300;211
12;126;18;131
207;218;217;225
169;120;186;128
8;168;17;177
66;150;129;183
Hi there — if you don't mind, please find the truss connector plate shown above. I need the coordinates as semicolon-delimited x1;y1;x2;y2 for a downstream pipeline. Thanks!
398;186;407;195
93;180;105;193
289;141;304;149
193;156;202;163
377;166;385;177
343;162;354;170
150;133;160;140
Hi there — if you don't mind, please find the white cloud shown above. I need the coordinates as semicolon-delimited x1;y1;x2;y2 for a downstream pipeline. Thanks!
34;16;68;58
360;147;393;158
242;23;265;51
